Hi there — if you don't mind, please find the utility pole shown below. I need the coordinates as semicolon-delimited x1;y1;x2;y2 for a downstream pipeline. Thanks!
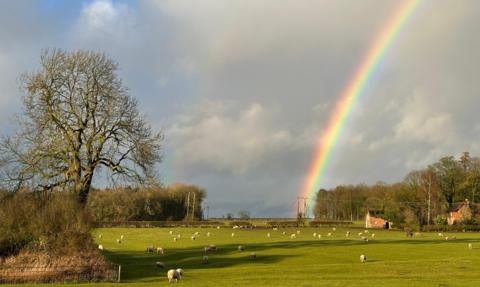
206;205;210;220
191;192;196;221
186;192;190;221
297;196;300;218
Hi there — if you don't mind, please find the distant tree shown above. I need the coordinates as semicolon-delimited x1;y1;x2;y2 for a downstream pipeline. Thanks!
238;209;251;220
0;49;162;205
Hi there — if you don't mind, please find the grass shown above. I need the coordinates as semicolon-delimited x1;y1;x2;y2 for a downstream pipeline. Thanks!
8;226;480;286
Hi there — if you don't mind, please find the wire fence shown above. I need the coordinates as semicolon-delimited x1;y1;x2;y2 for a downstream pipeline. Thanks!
0;264;120;284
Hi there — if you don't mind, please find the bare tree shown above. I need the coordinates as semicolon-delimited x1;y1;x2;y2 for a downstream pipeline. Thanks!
0;49;162;205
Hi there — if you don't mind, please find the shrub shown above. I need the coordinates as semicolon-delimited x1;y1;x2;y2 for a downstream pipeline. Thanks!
435;215;448;225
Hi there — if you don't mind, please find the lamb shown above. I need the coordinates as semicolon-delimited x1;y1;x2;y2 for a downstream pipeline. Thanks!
290;234;296;239
360;254;367;263
167;269;181;283
238;245;245;251
202;255;209;264
98;244;104;251
157;247;164;255
156;261;165;268
250;252;257;259
146;246;155;253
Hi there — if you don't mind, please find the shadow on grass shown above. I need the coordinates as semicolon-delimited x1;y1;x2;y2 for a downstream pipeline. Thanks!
102;237;479;281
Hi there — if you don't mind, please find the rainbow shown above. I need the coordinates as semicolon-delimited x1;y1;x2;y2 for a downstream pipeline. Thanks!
301;0;420;205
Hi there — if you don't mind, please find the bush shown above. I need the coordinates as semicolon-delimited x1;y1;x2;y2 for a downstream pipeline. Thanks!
435;215;448;225
0;193;94;258
309;220;353;227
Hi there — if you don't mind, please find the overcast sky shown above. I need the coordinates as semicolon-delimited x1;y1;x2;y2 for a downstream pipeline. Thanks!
1;0;480;217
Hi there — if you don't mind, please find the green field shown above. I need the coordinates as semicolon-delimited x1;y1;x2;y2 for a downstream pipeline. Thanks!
12;227;480;286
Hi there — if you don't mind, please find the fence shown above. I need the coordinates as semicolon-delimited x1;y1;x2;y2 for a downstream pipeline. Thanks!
0;264;120;284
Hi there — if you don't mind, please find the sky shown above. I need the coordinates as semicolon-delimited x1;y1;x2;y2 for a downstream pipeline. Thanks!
1;0;480;217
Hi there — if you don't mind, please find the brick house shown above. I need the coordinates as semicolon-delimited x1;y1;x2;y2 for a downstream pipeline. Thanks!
447;199;473;225
365;210;392;229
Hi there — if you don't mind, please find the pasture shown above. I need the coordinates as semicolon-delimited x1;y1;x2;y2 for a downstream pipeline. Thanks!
13;227;480;286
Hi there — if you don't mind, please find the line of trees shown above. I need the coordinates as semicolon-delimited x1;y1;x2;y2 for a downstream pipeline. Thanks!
314;152;480;226
88;183;206;222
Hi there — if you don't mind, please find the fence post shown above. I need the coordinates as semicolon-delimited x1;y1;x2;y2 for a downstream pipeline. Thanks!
118;265;121;283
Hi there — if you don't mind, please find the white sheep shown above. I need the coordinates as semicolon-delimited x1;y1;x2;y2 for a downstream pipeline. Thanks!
177;234;181;238
296;230;301;234
205;245;217;253
313;232;317;237
346;231;351;238
358;232;363;237
217;226;221;229
231;232;235;237
116;239;122;244
238;245;245;251
267;233;271;238
318;234;322;239
360;254;367;263
469;243;473;250
146;246;155;253
169;230;174;235
173;237;178;242
273;228;278;231
156;261;165;268
120;234;124;240
167;269;181;283
191;235;196;241
327;232;332;237
290;234;296;239
438;233;443;237
202;255;209;264
332;227;336;231
194;231;199;236
98;244;104;251
371;234;375;238
206;232;211;237
364;230;369;234
176;268;184;276
98;234;102;239
282;231;286;235
157;247;164;254
250;252;257;259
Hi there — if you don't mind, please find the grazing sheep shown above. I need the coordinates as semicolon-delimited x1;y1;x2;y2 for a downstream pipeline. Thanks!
469;243;473;250
157;247;164;254
173;237;178;242
176;268;184;276
169;230;174;235
332;227;336;231
361;236;368;242
202;255;209;264
167;269;181;283
364;230;369;234
296;230;301;234
371;234;375;238
204;245;217;253
282;231;286;235
98;234;102;239
177;234;181;238
267;233;271;238
327;232;332;237
194;231;199;236
445;236;449;241
290;234;296;239
156;261;165;268
217;226;221;229
116;239;122;244
238;245;245;251
191;235;196;241
414;232;421;237
231;233;235;237
146;246;155;253
273;228;278;231
313;232;317;237
358;232;363;237
250;252;257;259
98;244;104;251
360;254;367;263
438;233;443;237
318;234;322;239
206;232;211;237
346;231;351;238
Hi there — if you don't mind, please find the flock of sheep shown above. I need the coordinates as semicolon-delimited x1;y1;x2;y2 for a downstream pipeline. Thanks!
96;226;475;283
